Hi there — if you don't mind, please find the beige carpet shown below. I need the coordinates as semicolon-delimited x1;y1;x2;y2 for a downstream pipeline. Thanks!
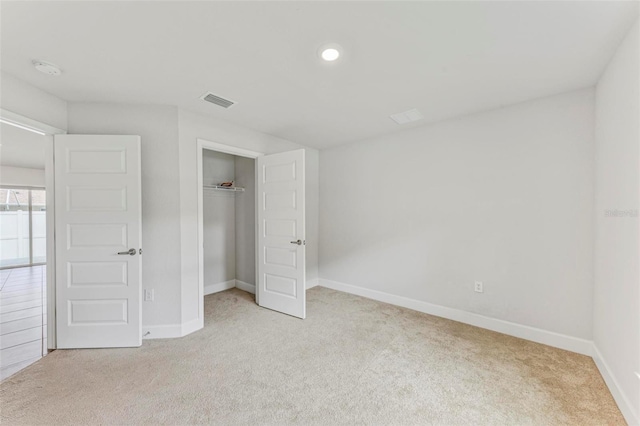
0;287;625;425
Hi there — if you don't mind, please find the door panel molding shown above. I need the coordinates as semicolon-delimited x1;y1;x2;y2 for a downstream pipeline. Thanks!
257;149;306;319
54;135;141;348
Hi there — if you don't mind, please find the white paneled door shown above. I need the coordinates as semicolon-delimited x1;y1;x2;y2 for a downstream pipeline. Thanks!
257;149;306;318
54;135;142;348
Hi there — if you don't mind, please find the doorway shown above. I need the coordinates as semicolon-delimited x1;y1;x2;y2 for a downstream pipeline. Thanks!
197;140;261;321
0;110;65;379
197;139;308;321
0;121;49;379
202;149;256;296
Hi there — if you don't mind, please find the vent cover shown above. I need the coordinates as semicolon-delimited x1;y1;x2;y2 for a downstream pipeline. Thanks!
390;108;423;125
200;92;235;108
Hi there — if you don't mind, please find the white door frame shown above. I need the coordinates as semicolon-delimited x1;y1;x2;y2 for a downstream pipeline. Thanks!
0;108;66;350
196;139;264;320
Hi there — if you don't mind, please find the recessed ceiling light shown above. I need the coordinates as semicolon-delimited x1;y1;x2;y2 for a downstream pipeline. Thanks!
321;48;340;61
318;43;342;62
32;60;61;76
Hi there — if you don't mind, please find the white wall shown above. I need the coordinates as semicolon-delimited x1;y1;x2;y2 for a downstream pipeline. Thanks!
0;166;45;187
203;150;236;288
235;156;256;286
1;122;47;170
202;151;256;291
177;109;319;326
305;149;320;284
593;19;639;424
320;89;595;340
67;103;183;328
0;71;67;130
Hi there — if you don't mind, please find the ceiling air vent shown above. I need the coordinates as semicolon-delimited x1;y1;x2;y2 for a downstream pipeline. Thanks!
200;92;235;109
390;108;423;125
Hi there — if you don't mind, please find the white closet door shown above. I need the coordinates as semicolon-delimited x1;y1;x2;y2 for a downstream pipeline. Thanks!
257;149;306;319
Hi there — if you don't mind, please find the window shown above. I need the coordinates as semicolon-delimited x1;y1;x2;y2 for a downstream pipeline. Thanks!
0;187;46;268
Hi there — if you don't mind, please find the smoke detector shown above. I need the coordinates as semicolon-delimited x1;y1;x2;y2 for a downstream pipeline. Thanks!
200;92;235;109
32;60;61;76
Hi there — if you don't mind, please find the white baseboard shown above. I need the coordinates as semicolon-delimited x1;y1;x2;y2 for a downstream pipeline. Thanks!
142;323;182;339
204;279;236;295
306;278;319;289
181;317;202;337
143;318;203;340
592;344;639;425
236;279;255;294
318;278;593;356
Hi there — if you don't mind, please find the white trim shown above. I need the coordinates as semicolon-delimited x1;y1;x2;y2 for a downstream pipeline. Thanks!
181;318;202;337
306;278;319;289
142;323;182;339
0;118;46;136
143;318;203;339
45;136;56;349
592;344;639;425
318;278;594;356
204;279;236;295
196;138;263;159
197;144;205;333
196;139;264;332
235;279;256;294
0;108;66;135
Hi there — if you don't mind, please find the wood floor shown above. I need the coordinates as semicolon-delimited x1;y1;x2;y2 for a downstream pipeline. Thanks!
0;265;47;381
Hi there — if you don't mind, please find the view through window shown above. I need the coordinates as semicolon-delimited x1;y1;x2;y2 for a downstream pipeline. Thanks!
0;187;46;268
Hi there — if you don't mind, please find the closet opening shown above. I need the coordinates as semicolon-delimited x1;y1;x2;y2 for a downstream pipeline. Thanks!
197;139;308;322
197;140;263;324
202;150;255;295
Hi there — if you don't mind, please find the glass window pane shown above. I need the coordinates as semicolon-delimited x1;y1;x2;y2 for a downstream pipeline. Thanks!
0;189;31;267
31;189;46;264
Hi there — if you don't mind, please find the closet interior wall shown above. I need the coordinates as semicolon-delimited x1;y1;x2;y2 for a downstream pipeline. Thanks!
202;149;255;294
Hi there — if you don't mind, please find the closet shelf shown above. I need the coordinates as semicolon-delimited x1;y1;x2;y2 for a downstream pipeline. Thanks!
204;185;245;192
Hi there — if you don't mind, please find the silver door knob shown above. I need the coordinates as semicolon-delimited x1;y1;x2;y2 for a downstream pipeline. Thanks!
118;248;136;256
290;240;304;246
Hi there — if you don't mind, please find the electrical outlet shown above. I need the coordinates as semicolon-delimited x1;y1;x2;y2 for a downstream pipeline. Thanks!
474;281;483;293
144;289;154;302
